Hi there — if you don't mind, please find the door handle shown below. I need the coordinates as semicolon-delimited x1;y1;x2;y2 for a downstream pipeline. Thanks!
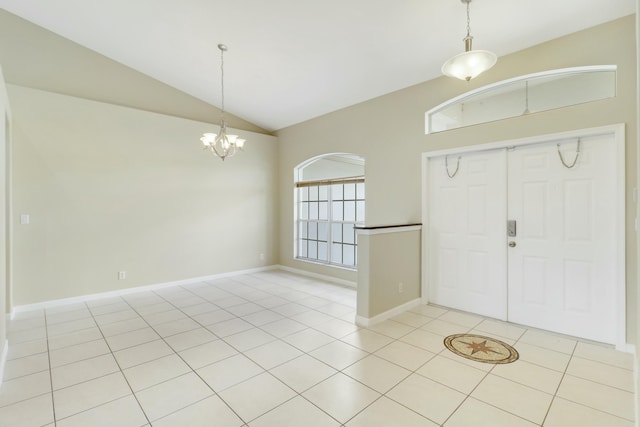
508;241;517;247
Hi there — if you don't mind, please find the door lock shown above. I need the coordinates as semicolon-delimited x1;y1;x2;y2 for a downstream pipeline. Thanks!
508;241;517;247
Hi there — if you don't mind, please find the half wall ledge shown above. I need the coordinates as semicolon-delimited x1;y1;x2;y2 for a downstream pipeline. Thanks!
355;224;422;326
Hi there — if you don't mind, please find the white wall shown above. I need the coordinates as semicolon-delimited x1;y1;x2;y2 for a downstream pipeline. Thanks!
0;66;9;378
9;85;279;305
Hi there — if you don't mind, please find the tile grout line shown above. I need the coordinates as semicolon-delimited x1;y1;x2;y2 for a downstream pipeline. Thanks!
43;309;58;427
539;337;578;426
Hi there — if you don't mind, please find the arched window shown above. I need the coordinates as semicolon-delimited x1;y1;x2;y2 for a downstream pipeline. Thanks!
294;154;365;269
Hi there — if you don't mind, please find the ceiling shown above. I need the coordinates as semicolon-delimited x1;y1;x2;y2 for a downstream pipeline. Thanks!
0;0;635;132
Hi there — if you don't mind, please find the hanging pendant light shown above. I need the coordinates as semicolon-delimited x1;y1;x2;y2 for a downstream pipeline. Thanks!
200;44;246;161
442;0;497;82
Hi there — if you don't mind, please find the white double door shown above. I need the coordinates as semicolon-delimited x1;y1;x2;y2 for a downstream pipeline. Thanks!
428;133;620;344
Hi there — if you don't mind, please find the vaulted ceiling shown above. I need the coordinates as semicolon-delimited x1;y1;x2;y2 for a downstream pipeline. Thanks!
0;1;635;131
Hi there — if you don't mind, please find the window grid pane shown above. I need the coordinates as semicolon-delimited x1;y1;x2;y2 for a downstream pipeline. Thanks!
296;180;364;268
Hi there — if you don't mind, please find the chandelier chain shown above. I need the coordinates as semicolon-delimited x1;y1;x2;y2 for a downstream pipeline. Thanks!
466;1;471;37
220;46;225;123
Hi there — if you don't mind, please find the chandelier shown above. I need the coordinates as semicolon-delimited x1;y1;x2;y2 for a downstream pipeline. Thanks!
200;44;246;161
441;0;497;82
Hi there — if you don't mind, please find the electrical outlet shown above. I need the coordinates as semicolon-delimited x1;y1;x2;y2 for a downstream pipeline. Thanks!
118;271;126;280
398;282;404;293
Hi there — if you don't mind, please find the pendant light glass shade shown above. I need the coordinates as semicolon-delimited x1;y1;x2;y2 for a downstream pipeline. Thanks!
201;44;246;161
441;46;497;81
442;0;497;82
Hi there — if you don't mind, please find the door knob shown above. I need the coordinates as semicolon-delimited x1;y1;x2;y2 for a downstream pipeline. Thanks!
508;241;517;247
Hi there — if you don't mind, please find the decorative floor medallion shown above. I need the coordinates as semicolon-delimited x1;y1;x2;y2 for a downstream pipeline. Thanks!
444;334;519;364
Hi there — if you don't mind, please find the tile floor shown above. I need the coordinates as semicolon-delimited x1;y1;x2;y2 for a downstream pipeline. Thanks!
0;270;635;426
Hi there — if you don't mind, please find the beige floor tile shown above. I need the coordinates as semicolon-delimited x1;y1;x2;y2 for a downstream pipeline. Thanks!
99;317;148;337
309;340;368;370
152;317;201;338
0;370;51;407
474;319;527;340
242;310;285;326
373;340;435;370
0;393;54;427
191;309;236;326
544;397;635;427
197;354;264;392
298;296;333;309
291;310;334;327
282;328;335;352
52;353;120;390
416;355;486;394
223;328;276;351
105;327;160;351
439;311;484;328
444;397;537;427
7;339;48;361
421;319;469;337
344;355;411;393
180;302;218;317
471;374;552;424
220;372;297;422
56;395;147;427
573;341;634;370
399;328;446;353
249;395;340;427
386;373;465;425
557;374;635;421
206;318;254;337
303;373;380;424
214;296;249;308
9;317;46;332
270;355;337;393
178;339;238;369
93;309;139;326
46;308;91;325
346;396;437;427
48;317;98;337
518;330;576;354
123;354;191;392
340;329;394;352
8;327;47;344
315;302;354;318
439;348;495;372
313;318;360;339
88;301;130;316
152;395;243;427
491;359;563;394
50;339;110;368
226;302;265;316
366;320;414;339
254;296;290;309
409;304;449;318
47;327;103;351
566;356;634;392
53;372;131;419
142;309;188;326
513;342;571;372
244;339;303;369
163;327;217;352
114;339;174;369
390;311;432;328
3;352;49;381
135;372;214;421
270;303;311;317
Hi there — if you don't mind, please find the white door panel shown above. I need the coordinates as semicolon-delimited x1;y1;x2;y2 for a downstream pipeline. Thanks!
507;135;618;343
428;149;507;320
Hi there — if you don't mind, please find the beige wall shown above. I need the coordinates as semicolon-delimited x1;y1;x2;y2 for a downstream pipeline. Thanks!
0;67;9;362
9;85;279;305
277;16;638;341
356;228;421;319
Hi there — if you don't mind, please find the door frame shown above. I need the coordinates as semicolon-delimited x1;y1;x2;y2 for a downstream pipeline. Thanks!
421;123;626;349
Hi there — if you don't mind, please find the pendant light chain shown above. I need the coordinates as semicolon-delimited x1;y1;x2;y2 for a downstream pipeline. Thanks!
466;1;471;38
219;44;226;124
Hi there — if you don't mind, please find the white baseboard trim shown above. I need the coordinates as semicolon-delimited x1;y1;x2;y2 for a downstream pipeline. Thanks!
0;339;8;388
276;265;357;289
616;343;636;354
355;298;422;327
13;265;279;314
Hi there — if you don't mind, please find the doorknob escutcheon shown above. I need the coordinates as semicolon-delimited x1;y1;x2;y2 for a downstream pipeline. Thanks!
508;241;517;247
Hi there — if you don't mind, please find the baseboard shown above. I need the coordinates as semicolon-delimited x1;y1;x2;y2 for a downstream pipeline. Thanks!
616;343;636;354
355;298;422;327
0;339;8;388
276;265;357;289
13;265;279;314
